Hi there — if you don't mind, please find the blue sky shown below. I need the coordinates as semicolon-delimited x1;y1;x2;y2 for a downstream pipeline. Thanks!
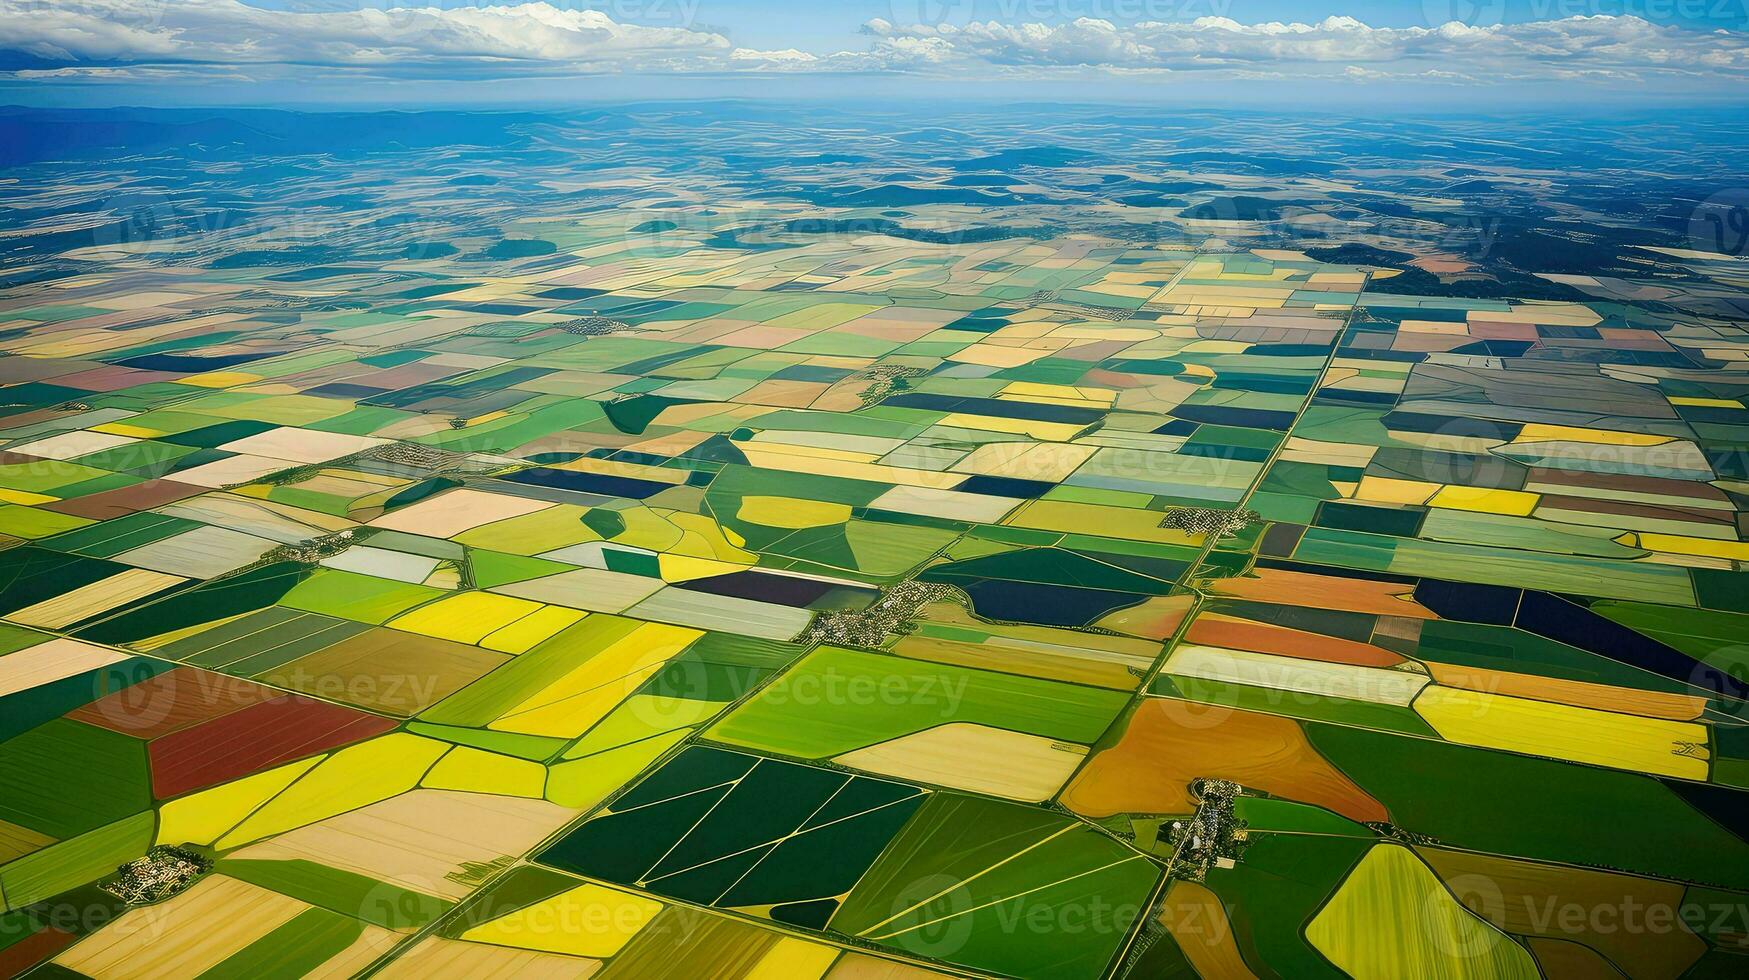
3;0;1746;106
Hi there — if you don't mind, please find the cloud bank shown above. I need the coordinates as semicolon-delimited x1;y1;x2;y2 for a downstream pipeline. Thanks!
0;0;729;73
860;14;1749;81
0;0;1742;89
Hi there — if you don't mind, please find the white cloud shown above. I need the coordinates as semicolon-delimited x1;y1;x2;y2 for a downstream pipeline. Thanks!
0;0;731;74
859;13;1749;82
0;2;1741;88
730;47;818;64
